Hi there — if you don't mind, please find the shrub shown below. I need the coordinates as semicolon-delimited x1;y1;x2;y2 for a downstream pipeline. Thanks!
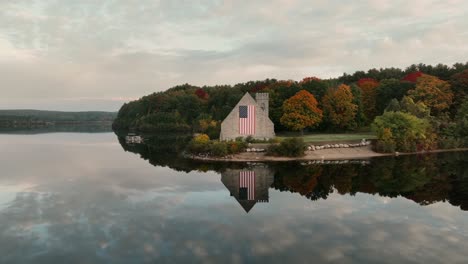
374;128;396;152
372;111;431;152
267;137;305;157
226;141;247;154
194;134;210;143
211;142;228;157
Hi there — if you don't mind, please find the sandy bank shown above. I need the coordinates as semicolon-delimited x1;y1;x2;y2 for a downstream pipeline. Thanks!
190;146;468;162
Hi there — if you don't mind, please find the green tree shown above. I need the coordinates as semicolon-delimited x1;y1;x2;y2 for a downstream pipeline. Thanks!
385;99;401;112
376;79;414;114
372;111;431;152
449;69;468;116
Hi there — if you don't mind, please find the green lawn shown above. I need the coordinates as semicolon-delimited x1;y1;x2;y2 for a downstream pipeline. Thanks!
276;133;376;143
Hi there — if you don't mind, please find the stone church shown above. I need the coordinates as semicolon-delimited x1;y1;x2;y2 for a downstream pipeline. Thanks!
220;93;275;141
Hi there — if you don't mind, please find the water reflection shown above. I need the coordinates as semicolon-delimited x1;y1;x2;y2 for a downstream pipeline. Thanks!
0;133;467;263
221;167;274;212
117;133;468;212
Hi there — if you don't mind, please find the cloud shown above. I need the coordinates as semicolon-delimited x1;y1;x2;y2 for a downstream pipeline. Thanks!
0;0;467;110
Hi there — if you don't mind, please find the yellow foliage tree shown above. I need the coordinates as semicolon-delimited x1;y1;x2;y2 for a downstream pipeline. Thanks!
322;84;358;129
408;74;453;116
280;90;323;133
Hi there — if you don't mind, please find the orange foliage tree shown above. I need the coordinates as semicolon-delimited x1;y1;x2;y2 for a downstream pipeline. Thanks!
408;74;453;116
322;84;358;129
280;90;323;133
357;78;379;121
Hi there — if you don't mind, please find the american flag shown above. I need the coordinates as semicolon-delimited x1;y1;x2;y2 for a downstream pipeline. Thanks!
239;105;255;135
239;171;255;200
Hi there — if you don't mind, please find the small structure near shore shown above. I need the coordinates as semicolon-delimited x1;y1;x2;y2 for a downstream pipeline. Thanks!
220;93;275;141
125;133;143;144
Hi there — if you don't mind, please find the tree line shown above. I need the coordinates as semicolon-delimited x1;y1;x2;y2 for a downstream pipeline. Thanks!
113;62;468;151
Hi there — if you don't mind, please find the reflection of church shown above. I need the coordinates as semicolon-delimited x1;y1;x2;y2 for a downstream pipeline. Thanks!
221;166;274;213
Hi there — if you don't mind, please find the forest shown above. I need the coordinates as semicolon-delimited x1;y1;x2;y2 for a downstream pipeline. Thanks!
113;62;468;152
0;110;117;128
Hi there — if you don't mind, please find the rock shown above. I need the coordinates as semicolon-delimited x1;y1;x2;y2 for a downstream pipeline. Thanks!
307;146;312;151
344;144;349;148
246;148;251;152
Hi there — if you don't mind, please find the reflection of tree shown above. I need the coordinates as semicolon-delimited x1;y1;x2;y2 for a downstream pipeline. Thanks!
115;132;240;173
115;130;468;212
271;152;468;211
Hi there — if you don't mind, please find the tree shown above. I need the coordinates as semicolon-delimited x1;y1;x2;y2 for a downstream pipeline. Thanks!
449;69;468;116
376;79;414;114
385;99;401;112
454;99;468;146
280;90;323;133
372;111;431;152
408;74;453;116
402;71;423;83
300;77;328;101
399;96;430;119
350;84;366;127
195;88;208;99
357;78;379;121
322;84;358;130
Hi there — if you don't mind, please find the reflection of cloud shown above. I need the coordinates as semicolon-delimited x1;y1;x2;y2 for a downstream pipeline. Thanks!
1;133;468;262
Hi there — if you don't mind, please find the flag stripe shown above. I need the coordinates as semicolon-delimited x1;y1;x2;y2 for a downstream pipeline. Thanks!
239;105;255;135
239;171;255;200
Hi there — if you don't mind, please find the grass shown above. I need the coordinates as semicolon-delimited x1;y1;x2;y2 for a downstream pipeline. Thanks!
276;132;376;143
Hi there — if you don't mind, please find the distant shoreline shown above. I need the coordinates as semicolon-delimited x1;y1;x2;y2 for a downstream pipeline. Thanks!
189;146;468;162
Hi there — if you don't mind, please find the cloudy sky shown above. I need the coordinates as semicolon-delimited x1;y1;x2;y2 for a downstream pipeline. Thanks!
1;0;467;111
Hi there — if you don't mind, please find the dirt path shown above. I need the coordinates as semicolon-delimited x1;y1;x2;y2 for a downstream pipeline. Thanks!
190;146;468;162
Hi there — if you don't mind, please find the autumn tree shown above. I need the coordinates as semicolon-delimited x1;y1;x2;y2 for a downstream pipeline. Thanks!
408;74;453;116
357;78;379;121
402;71;423;83
322;84;358;130
280;90;323;133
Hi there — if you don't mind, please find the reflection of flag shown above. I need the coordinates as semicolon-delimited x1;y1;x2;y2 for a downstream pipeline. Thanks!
239;105;255;135
239;171;255;200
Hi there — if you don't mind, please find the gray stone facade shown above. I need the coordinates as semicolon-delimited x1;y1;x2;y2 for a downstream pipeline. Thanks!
220;92;275;141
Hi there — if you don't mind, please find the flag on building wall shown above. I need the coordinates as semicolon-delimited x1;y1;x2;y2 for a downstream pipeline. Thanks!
239;170;255;200
239;105;255;135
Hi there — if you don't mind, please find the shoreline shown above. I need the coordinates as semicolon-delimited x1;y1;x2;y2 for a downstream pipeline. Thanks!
189;146;468;162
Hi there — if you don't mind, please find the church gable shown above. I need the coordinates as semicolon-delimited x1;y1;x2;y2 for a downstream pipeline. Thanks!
220;92;275;141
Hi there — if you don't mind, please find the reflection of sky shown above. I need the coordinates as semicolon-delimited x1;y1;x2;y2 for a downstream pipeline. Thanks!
0;133;467;263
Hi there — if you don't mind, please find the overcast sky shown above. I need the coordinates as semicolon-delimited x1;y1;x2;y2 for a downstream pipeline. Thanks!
1;0;467;111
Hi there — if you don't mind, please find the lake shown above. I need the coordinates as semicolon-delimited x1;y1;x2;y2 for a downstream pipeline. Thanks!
0;132;467;263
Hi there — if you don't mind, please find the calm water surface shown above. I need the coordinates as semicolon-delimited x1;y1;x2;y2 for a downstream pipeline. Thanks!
0;132;467;263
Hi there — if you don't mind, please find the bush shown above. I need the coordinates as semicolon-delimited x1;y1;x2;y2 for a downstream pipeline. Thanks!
194;134;210;143
186;138;247;157
267;137;305;157
372;111;431;152
374;128;396;153
226;141;247;154
211;142;228;157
